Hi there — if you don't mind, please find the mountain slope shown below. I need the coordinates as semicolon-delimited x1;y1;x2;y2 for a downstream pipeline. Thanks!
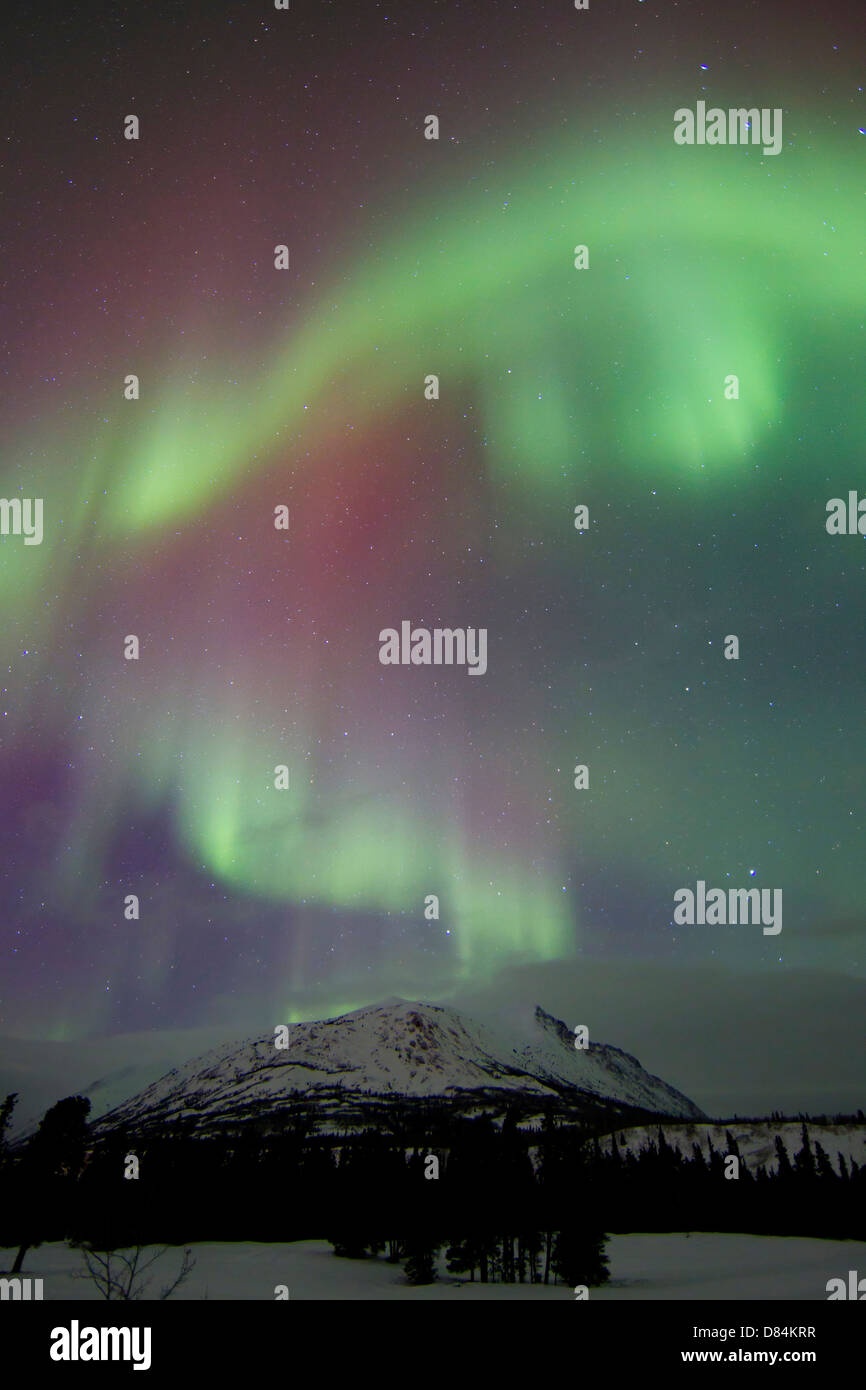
96;999;703;1134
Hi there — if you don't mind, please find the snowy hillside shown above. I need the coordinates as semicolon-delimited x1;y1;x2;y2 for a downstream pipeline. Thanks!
95;999;703;1135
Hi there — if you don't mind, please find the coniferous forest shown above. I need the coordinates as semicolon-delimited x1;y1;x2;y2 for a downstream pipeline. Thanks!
1;1091;863;1286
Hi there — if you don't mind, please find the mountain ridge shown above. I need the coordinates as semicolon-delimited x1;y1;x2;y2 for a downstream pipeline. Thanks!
94;998;704;1135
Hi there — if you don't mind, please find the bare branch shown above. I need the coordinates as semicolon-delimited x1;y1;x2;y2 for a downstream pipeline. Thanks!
73;1243;197;1301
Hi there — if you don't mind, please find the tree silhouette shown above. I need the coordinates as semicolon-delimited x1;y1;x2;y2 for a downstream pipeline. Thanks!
10;1095;91;1273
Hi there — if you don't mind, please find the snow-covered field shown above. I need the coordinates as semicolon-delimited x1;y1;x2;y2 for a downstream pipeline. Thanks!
4;1232;862;1300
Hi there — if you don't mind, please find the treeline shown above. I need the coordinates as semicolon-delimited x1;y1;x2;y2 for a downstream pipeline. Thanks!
328;1231;609;1287
594;1123;864;1240
1;1092;863;1282
705;1110;865;1126
322;1110;610;1285
0;1098;609;1286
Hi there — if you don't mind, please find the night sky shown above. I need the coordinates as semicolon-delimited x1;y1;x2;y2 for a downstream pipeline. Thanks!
1;0;864;1114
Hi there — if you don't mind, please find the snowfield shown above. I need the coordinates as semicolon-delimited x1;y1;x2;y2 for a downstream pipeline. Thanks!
4;1232;862;1301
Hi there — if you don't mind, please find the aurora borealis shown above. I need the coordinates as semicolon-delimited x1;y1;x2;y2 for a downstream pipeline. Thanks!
1;0;864;1112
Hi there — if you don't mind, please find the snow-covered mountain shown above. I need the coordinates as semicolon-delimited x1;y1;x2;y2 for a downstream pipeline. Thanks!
95;999;703;1135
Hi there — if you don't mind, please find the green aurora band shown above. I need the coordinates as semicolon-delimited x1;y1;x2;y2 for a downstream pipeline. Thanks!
3;110;864;1013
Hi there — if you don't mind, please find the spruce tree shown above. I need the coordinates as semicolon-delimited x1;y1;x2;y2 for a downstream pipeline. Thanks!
774;1134;793;1178
11;1094;91;1273
794;1123;816;1179
404;1239;437;1285
0;1093;17;1157
550;1227;610;1287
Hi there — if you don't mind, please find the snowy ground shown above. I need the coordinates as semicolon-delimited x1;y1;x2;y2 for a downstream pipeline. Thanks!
3;1232;862;1300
